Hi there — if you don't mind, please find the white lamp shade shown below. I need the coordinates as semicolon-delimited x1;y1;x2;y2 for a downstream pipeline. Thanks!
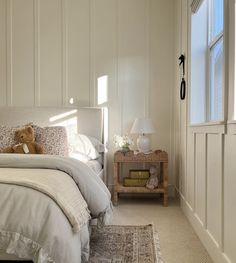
130;118;155;134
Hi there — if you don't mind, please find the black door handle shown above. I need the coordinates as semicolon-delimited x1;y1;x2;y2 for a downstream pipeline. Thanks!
180;78;186;100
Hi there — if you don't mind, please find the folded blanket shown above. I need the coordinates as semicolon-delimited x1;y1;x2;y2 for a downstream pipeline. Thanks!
0;168;90;233
0;154;112;223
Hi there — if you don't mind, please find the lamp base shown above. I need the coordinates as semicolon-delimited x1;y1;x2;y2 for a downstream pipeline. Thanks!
137;134;151;153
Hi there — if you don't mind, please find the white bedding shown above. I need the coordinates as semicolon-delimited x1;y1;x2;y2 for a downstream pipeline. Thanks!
0;154;112;263
70;152;103;175
86;160;103;174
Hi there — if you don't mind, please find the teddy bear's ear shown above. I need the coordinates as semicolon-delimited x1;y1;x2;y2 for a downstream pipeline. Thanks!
26;126;33;133
15;130;20;137
15;130;21;140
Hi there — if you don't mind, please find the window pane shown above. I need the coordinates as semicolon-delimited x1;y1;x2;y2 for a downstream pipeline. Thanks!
211;0;224;40
209;38;223;121
190;0;208;124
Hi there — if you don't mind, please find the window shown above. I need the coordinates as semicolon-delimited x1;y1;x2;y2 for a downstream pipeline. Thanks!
190;0;224;124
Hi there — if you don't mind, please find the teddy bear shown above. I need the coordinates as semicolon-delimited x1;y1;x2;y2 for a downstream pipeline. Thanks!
1;126;44;154
146;165;159;189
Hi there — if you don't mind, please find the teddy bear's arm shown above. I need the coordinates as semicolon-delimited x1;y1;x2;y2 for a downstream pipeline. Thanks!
34;143;44;154
1;146;14;153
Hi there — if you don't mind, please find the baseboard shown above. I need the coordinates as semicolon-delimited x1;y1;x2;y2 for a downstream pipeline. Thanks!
180;196;231;263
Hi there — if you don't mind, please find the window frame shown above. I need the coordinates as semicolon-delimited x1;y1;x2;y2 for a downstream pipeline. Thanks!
189;0;225;125
207;0;224;122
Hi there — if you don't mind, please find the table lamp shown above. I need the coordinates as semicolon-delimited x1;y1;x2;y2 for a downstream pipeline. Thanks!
130;117;155;153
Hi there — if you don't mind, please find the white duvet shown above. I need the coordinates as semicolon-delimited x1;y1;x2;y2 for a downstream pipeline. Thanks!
0;154;113;263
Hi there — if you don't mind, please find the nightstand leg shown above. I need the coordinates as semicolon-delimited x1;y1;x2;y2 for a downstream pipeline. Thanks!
163;162;168;206
113;191;118;206
113;162;119;206
163;191;168;207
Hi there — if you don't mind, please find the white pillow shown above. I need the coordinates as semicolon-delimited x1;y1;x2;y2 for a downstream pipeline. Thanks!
86;135;105;153
69;152;91;162
69;134;100;160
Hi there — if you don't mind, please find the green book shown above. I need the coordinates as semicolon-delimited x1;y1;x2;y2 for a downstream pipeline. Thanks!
129;170;150;179
123;178;148;187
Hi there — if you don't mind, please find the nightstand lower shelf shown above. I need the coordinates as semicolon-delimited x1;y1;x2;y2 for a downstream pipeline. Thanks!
113;183;168;206
116;183;165;193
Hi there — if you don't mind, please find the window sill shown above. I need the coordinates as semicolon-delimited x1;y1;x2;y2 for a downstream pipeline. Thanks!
189;121;225;127
227;120;236;124
188;121;225;134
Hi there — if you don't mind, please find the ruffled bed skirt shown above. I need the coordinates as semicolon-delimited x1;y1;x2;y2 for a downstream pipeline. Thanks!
0;230;54;263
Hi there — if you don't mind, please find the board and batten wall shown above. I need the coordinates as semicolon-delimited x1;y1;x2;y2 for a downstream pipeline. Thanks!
174;1;236;263
0;0;175;191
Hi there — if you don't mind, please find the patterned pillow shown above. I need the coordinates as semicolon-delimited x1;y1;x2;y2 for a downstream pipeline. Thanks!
0;125;18;150
36;126;69;156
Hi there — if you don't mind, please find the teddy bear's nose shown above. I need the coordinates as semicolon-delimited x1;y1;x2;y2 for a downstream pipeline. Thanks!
21;135;24;139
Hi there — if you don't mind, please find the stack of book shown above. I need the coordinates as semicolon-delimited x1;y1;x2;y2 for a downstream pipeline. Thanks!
123;170;150;187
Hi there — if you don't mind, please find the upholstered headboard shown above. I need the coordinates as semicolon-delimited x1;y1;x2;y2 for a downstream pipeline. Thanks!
0;107;104;142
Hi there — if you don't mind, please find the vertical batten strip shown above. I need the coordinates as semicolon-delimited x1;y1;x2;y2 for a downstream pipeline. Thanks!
193;132;196;212
115;0;121;135
6;0;12;106
34;0;40;106
3;0;7;106
220;133;224;251
61;0;68;106
145;0;150;118
204;132;208;229
116;0;123;134
89;0;95;107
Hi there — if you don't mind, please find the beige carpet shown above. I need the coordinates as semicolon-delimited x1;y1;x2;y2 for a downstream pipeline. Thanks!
112;197;213;263
89;225;163;262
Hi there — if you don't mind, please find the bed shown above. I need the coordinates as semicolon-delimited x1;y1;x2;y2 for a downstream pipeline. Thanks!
0;107;112;263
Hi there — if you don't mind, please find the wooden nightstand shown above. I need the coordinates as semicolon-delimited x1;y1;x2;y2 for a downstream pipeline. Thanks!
113;150;168;206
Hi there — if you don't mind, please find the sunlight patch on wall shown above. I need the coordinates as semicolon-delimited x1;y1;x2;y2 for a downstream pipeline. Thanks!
97;75;108;105
49;109;77;122
49;110;78;139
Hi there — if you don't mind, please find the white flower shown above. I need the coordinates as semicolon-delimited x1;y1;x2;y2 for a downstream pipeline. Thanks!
113;134;134;148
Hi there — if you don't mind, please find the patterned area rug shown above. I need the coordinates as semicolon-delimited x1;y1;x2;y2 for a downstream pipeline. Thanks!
89;224;164;263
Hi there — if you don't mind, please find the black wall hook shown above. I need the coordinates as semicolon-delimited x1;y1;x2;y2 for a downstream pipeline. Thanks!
180;78;186;100
179;54;185;76
179;54;186;100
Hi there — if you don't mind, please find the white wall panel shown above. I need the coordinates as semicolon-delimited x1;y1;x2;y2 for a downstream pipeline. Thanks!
149;0;174;189
39;0;62;106
91;0;117;107
195;133;206;225
224;135;236;263
11;0;34;106
67;0;90;107
207;134;222;247
0;0;7;106
91;0;119;185
118;0;148;132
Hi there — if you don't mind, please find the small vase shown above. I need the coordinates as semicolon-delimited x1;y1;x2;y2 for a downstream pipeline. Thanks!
121;146;130;153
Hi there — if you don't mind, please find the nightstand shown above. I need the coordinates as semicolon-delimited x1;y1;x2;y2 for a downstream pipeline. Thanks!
113;150;168;206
